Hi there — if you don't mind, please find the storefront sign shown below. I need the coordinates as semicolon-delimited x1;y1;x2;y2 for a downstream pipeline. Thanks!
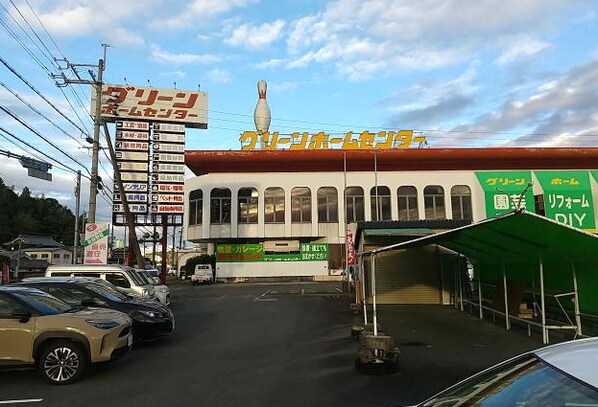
346;233;355;266
113;193;148;203
153;133;185;143
116;131;150;141
476;171;535;217
115;151;149;161
115;141;149;151
121;172;148;182
150;204;184;213
152;153;185;163
535;171;595;231
239;130;423;150
92;85;208;128
117;162;149;172
83;223;109;264
216;243;328;262
112;204;148;213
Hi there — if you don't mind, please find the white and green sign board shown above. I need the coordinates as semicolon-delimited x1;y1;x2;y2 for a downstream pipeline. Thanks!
217;243;328;263
536;171;595;231
83;223;110;264
476;171;535;217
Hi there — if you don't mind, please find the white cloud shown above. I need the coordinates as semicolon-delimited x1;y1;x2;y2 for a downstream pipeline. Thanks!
204;68;232;84
150;44;221;64
224;20;286;50
284;0;591;79
495;36;551;64
256;58;285;70
154;0;257;30
452;58;598;147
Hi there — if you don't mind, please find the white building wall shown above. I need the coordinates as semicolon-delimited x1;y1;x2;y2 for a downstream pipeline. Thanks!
216;260;329;279
184;170;486;243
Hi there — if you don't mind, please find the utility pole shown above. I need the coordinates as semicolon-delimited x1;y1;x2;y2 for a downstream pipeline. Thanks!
52;44;109;223
73;170;81;264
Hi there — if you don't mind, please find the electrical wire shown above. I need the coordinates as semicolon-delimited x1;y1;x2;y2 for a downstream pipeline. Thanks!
0;106;91;174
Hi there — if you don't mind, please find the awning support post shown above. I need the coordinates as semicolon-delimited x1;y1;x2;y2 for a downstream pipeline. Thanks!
477;265;483;320
371;254;378;336
360;254;368;326
539;257;548;344
569;258;582;337
502;262;510;331
459;256;464;312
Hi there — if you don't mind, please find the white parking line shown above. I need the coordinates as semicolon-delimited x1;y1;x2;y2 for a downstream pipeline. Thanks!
253;289;277;301
0;399;43;405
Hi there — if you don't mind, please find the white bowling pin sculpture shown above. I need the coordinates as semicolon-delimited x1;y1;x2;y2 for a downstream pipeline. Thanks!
253;80;271;136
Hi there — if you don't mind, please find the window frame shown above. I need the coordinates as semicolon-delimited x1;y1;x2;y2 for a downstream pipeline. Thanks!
291;187;312;223
317;187;338;223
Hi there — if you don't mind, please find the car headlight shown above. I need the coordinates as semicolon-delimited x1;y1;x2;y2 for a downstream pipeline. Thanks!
141;288;150;297
86;319;120;329
158;287;169;293
137;310;159;318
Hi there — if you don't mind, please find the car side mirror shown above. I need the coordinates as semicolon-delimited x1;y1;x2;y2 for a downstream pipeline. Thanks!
10;308;31;323
81;298;98;307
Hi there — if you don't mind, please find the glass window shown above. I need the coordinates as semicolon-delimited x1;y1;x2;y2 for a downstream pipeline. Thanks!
210;188;231;224
370;186;391;221
451;185;472;220
420;355;598;406
105;273;131;289
53;253;60;259
46;287;88;306
424;185;446;219
189;189;203;225
345;187;364;223
11;290;72;315
291;187;312;223
41;253;48;259
0;294;22;318
238;188;258;224
31;254;38;259
265;187;285;223
317;187;338;223
398;186;419;220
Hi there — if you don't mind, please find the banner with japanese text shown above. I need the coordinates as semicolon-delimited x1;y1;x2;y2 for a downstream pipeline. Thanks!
535;171;595;231
83;223;110;264
476;171;535;217
216;243;328;263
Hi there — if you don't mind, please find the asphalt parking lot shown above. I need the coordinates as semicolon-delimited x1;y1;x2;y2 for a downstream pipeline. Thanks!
1;280;547;406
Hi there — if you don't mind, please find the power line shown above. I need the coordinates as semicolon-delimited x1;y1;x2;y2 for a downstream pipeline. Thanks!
0;80;85;147
0;105;91;174
0;126;83;175
0;56;91;136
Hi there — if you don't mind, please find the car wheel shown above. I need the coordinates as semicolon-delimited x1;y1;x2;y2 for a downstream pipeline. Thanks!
38;340;88;385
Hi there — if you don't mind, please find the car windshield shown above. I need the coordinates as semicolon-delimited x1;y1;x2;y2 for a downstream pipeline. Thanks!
419;354;598;407
124;269;147;286
83;282;128;302
12;289;74;315
136;270;155;285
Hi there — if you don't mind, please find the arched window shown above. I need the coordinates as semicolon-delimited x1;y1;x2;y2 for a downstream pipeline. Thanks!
370;186;391;221
264;187;285;223
397;186;419;220
317;187;338;222
424;185;445;219
291;187;311;223
238;188;258;224
451;185;472;220
188;189;202;225
345;186;364;223
210;188;231;224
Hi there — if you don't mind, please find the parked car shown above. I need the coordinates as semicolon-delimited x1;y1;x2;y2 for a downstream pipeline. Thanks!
0;285;132;385
19;277;175;342
191;264;213;285
400;337;598;406
135;269;171;305
45;264;155;300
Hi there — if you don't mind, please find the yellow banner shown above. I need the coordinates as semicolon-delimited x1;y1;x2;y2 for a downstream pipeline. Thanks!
239;130;424;150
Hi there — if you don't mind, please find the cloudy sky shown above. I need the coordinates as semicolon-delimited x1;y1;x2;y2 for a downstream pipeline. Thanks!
0;0;597;222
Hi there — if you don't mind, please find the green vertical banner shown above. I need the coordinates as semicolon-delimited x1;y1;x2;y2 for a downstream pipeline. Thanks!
476;171;535;217
535;171;595;231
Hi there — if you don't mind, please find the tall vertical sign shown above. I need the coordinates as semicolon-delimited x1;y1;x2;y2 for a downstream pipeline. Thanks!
83;223;110;264
476;171;535;217
151;123;186;215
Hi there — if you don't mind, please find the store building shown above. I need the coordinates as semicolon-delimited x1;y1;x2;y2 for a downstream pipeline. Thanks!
183;146;598;284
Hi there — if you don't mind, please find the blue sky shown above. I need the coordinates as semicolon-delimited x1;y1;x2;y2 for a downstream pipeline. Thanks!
0;0;597;222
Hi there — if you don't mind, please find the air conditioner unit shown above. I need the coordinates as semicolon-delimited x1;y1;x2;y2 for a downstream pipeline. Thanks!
263;240;300;253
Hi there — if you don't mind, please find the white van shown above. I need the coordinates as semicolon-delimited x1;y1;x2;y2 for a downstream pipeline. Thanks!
45;264;156;299
191;264;213;285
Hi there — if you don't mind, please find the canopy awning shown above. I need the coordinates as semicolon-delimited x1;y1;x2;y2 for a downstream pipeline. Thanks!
365;210;598;264
359;210;598;344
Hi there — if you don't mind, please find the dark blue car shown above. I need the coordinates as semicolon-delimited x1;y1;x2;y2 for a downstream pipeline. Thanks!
18;277;175;342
